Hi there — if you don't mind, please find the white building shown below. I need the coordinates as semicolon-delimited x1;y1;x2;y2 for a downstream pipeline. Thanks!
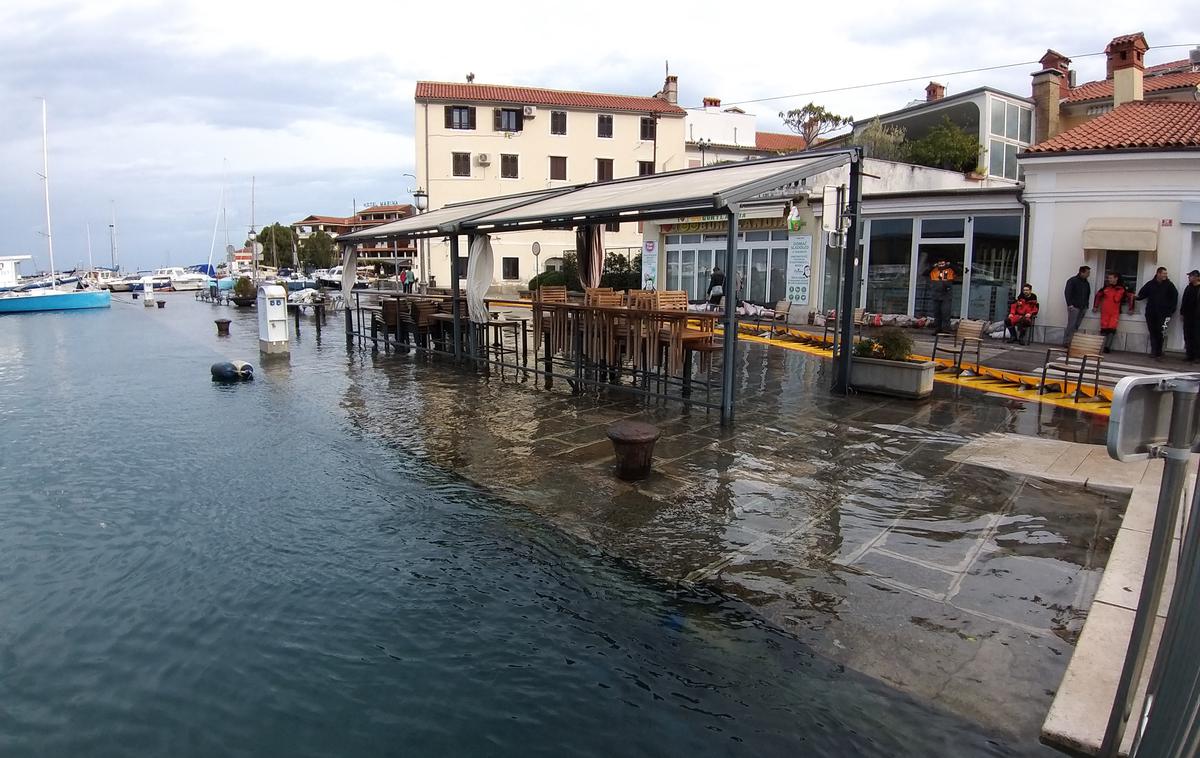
414;76;688;290
683;97;808;167
1020;99;1200;352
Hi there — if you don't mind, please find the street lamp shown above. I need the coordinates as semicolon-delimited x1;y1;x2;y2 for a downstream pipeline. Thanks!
697;138;713;167
410;187;429;291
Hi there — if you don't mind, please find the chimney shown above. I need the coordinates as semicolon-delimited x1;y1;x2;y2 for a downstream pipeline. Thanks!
662;74;679;105
1038;49;1073;98
1189;46;1200;72
1106;32;1149;107
702;96;721;109
925;81;945;102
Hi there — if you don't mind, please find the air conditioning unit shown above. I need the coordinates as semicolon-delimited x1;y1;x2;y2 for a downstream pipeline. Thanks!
523;105;537;118
476;153;491;166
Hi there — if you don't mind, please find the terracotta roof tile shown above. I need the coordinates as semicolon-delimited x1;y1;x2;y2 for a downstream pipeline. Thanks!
1146;57;1190;74
1023;101;1200;154
1065;69;1200;103
754;131;808;152
415;81;686;116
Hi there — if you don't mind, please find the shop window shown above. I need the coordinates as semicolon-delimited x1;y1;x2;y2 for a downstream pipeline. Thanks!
550;110;567;135
771;230;790;241
597;114;613;138
967;215;1021;322
549;156;567;181
745;230;770;242
500;154;519;179
769;248;787;304
866;218;913;314
494;108;522;132
502;257;519;280
452;152;471;177
680;234;701;244
916;243;966;319
444;105;476;130
920;218;965;239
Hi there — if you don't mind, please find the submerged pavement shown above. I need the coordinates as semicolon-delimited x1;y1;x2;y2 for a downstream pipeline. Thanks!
342;337;1120;747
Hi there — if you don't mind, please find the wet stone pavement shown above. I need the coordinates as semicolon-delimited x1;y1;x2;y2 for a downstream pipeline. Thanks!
345;339;1120;746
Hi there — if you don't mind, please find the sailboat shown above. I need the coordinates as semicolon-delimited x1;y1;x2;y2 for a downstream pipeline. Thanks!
0;100;110;314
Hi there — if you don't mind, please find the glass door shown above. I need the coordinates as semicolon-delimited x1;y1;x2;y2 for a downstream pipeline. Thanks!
915;244;966;319
966;216;1021;322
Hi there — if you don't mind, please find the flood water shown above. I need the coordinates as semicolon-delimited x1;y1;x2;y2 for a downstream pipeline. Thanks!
0;295;1047;756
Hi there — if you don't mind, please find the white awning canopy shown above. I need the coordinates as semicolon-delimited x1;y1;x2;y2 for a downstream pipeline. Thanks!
461;150;853;232
1082;217;1160;252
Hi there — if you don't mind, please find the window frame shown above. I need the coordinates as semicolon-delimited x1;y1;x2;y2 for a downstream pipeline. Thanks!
597;114;614;138
637;160;655;176
494;107;523;132
451;151;471;178
640;117;656;141
501;256;520;280
550;110;567;136
595;157;614;182
444;105;476;130
500;153;519;179
549;155;567;181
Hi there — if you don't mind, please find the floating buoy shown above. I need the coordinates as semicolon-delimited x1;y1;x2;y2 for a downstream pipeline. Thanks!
210;360;254;382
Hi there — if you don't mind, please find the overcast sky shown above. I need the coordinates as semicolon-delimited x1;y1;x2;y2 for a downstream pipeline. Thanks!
1;0;1196;272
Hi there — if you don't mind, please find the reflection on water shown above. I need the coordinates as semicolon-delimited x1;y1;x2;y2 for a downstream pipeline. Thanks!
0;299;1042;756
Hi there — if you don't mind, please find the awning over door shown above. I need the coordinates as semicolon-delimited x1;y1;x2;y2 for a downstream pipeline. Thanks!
1082;217;1159;252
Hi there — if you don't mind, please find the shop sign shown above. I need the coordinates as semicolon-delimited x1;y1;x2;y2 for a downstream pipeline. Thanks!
641;240;658;289
662;217;783;234
786;233;812;305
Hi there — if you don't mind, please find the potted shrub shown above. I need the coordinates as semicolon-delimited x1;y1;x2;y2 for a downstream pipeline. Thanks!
850;327;936;399
231;276;256;307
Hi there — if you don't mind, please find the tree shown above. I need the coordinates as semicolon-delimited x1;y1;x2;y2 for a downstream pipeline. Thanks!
300;231;336;270
855;118;907;161
778;103;853;147
246;223;298;269
905;116;982;173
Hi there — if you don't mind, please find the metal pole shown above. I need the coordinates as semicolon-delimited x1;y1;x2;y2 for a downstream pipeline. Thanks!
450;234;463;363
719;211;739;425
1100;380;1199;756
41;99;55;284
1135;454;1200;756
833;148;863;394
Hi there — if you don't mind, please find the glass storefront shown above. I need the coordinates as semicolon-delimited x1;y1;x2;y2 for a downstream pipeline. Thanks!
968;216;1021;322
663;229;791;303
866;219;913;314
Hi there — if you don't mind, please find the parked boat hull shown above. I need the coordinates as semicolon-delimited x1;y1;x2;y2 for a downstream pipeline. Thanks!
0;289;112;313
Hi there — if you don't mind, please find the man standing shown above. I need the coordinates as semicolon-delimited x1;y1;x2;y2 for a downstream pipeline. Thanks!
707;265;725;310
1181;270;1200;361
928;259;956;334
1063;265;1091;344
1136;267;1179;359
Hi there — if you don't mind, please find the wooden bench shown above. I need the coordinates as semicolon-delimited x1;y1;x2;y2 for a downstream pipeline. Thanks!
932;319;984;373
821;307;868;348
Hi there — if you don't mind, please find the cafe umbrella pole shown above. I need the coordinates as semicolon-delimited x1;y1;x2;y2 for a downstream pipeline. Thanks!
720;211;739;425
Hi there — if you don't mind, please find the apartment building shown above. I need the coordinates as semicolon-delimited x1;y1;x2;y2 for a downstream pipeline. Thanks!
292;203;417;264
683;97;808;166
414;76;687;290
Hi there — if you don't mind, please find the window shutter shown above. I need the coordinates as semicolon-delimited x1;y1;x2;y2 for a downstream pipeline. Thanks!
467;107;476;129
516;111;524;131
494;108;503;131
444;105;453;129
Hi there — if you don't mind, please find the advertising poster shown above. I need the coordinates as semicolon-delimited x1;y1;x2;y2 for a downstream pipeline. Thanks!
786;233;812;305
641;240;658;290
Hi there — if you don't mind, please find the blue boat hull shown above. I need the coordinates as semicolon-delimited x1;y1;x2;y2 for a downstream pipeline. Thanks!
0;290;112;313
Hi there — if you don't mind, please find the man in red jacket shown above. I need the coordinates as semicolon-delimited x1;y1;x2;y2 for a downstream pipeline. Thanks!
1005;283;1039;344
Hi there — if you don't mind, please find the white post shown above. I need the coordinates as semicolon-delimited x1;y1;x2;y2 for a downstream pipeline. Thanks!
41;99;55;285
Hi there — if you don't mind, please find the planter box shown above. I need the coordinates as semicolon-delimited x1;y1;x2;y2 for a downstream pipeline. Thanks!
851;356;935;399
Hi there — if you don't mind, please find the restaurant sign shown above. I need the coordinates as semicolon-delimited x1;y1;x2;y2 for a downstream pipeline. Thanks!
786;233;812;305
661;217;783;234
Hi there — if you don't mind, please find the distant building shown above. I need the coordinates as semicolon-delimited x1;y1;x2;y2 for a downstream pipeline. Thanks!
292;203;417;265
847;81;1034;182
683;98;808;166
414;75;687;290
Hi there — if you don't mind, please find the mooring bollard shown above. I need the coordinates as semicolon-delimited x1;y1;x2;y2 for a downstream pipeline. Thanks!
606;421;661;481
215;318;231;337
156;299;166;309
132;291;138;300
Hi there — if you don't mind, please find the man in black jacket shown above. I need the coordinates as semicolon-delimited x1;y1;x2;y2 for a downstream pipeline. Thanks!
1181;270;1200;361
1137;267;1179;359
1063;265;1091;344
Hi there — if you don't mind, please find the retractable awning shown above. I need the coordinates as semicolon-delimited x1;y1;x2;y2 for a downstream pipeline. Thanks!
1082;217;1160;252
336;187;578;243
460;149;854;232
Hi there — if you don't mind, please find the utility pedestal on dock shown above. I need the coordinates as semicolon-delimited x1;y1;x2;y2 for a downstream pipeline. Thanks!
257;284;289;355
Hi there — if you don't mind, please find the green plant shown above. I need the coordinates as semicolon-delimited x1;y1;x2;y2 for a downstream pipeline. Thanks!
778;102;853;146
528;270;567;290
905;116;981;173
853;327;914;362
233;276;256;298
855;117;907;161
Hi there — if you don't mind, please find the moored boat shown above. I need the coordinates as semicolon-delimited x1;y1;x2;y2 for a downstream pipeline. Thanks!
0;288;111;313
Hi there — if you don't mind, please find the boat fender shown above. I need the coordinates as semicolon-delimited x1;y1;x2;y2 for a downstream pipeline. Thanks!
210;361;254;382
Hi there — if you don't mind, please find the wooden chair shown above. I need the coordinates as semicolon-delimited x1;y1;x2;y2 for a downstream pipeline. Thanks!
932;319;984;373
1040;334;1105;401
584;287;615;306
821;307;867;348
755;300;792;338
655;290;689;311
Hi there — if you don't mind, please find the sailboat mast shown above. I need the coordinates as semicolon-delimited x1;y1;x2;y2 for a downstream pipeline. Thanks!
109;202;118;270
250;175;257;275
86;223;94;270
41;99;55;283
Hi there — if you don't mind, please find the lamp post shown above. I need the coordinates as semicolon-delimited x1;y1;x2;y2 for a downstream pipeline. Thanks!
697;138;712;167
411;185;429;292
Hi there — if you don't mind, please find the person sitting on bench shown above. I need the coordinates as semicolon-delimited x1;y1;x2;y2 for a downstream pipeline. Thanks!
1005;283;1039;344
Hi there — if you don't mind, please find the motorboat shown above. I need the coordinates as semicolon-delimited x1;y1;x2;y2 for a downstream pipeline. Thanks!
317;265;368;289
170;264;214;291
109;273;142;292
130;271;172;292
82;268;121;289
